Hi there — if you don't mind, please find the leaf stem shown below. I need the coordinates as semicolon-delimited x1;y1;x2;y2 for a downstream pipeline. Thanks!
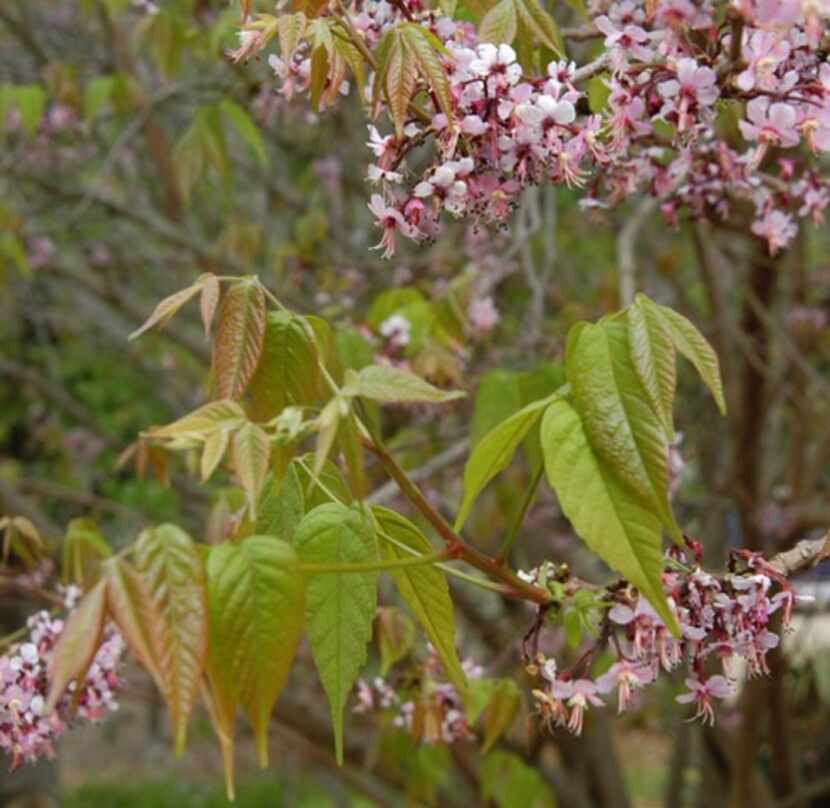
365;440;552;605
301;550;449;574
496;461;545;564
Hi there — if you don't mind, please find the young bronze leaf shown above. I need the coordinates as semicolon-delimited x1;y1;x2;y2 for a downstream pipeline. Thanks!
207;536;304;766
232;422;271;520
540;398;679;634
104;558;166;688
129;282;203;341
46;579;107;713
455;394;555;531
401;24;454;125
135;525;208;754
343;365;465;404
213;278;266;400
373;507;466;691
627;297;677;439
199;273;221;337
295;503;378;764
384;30;418;139
566;320;681;543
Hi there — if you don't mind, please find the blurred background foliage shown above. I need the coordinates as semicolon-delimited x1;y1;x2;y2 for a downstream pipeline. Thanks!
1;1;830;806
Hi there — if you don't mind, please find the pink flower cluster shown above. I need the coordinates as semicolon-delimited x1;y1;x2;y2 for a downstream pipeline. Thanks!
0;589;124;769
353;645;483;745
528;542;802;735
256;0;830;257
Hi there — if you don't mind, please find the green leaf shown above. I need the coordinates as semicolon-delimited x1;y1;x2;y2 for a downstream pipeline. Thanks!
439;0;458;15
470;370;522;447
295;503;378;763
377;606;416;675
256;465;305;541
627;297;676;439
149;399;246;438
638;295;726;415
455;394;554;531
479;0;518;45
207;536;304;766
231;422;271;520
46;579;107;712
481;750;555;808
129;282;204;340
134;525;208;754
566;320;680;542
587;73;611;113
482;679;522;753
201;426;231;481
400;24;454;124
84;75;116;121
247;311;321;422
10;85;46;136
343;365;465;404
373;507;466;691
220;99;268;167
514;0;564;56
213;278;267;400
367;287;425;329
540;398;678;633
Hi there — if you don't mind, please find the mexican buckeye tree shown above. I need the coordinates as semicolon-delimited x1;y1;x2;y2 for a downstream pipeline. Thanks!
1;0;829;800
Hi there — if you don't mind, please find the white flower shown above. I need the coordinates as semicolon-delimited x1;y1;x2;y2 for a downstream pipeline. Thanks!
470;43;522;85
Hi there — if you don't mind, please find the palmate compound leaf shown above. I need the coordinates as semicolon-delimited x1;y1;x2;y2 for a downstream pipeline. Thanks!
133;525;208;754
206;536;304;767
540;397;679;633
455;393;557;531
147;399;246;439
295;502;378;764
46;578;107;713
635;294;726;415
373;507;466;692
566;319;681;544
212;278;266;400
377;27;419;138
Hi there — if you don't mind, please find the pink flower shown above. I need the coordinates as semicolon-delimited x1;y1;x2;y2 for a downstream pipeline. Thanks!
736;32;790;92
368;195;418;258
658;58;719;131
596;661;655;712
739;98;800;166
468;297;500;333
595;15;653;70
676;675;732;725
751;209;797;254
551;679;603;735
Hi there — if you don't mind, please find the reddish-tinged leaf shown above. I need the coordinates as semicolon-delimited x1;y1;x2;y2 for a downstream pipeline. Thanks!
129;283;202;341
231;423;271;520
213;279;266;400
135;525;208;754
105;559;166;687
46;579;107;713
199;273;221;337
384;32;418;139
401;24;454;125
201;427;231;482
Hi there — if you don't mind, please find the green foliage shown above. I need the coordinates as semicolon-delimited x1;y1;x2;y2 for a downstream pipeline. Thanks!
342;364;464;404
481;751;556;807
374;507;466;690
295;503;378;763
207;536;304;766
